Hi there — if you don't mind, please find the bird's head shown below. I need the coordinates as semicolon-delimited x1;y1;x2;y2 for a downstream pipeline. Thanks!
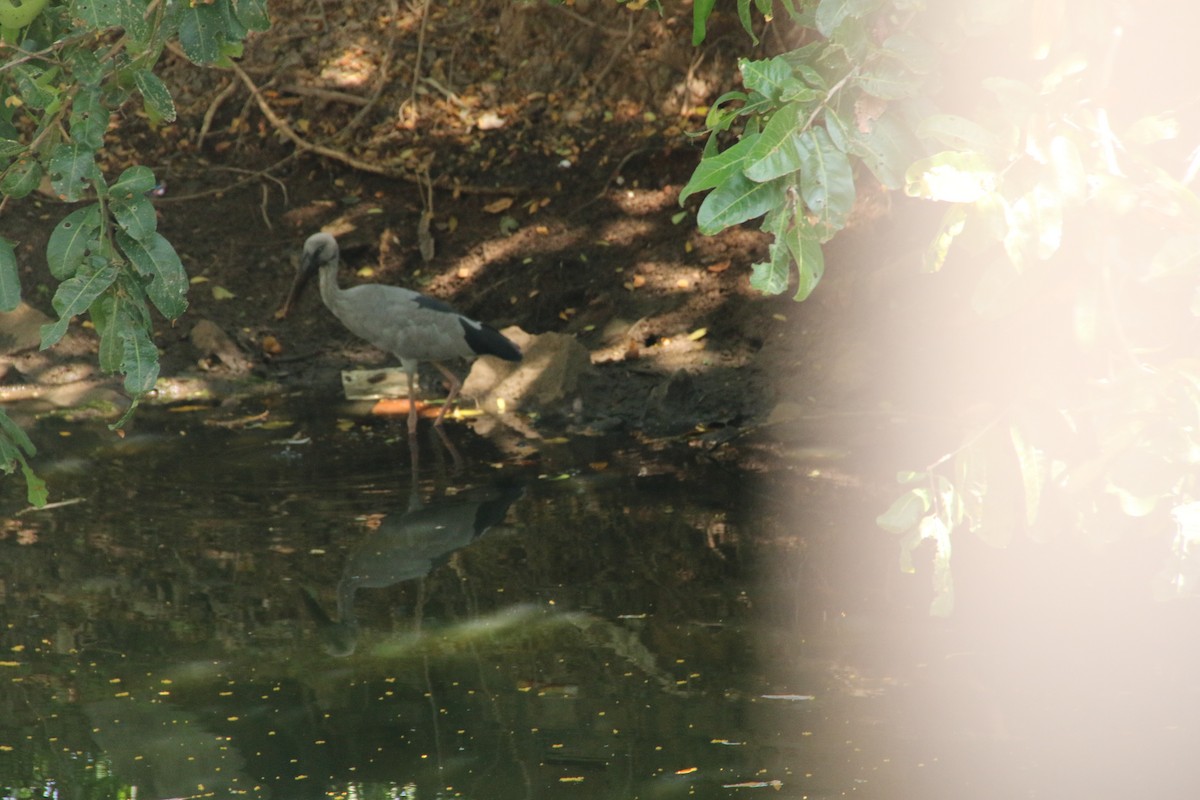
277;232;340;319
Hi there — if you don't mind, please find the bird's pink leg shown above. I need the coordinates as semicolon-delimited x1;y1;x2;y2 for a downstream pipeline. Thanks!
406;368;420;435
431;361;462;427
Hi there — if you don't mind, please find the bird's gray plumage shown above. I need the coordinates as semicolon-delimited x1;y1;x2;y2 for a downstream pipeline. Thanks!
281;232;521;432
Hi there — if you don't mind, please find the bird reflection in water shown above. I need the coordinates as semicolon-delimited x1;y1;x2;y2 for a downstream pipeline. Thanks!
300;478;524;656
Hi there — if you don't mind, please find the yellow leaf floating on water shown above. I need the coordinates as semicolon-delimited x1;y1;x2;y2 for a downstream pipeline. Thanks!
211;286;235;300
483;197;513;213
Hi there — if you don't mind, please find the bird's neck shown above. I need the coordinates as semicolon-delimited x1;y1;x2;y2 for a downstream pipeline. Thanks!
318;265;345;310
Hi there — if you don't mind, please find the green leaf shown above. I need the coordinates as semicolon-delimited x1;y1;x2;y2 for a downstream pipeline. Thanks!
70;0;121;27
745;104;806;183
178;1;226;64
110;165;157;199
63;46;105;86
0;157;43;200
69;87;108;150
787;223;825;301
905;150;997;203
704;90;750;134
751;209;793;295
1009;424;1048;527
739;56;797;103
880;32;937;75
736;0;758;44
916;114;1003;157
797;127;855;234
0;406;36;458
0;236;19;312
1003;183;1063;267
11;64;56;110
89;292;123;373
877;487;931;534
857;58;920;100
46;204;101;280
117;231;188;319
692;0;716;45
758;206;824;300
922;513;955;617
121;324;159;396
233;0;270;30
924;204;968;272
679;132;760;205
848;112;920;189
117;0;150;42
0;139;25;159
133;69;177;123
750;253;789;296
40;264;119;349
815;0;883;37
954;439;988;534
21;460;48;506
112;194;158;242
696;171;785;235
48;142;96;202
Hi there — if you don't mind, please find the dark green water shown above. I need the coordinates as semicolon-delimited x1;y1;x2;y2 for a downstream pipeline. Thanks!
2;401;1198;800
0;403;834;800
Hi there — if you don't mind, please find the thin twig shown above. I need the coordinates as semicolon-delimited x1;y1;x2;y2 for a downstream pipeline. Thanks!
260;183;273;229
338;0;402;142
153;154;297;203
571;147;650;216
164;51;518;195
279;84;370;106
548;2;630;37
591;13;638;88
407;0;433;112
17;496;86;515
198;78;239;149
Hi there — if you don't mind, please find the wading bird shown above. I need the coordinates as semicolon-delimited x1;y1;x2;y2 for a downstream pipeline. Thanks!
280;232;522;433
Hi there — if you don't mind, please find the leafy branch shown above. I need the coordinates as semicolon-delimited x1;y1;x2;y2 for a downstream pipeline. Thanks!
683;0;1200;613
0;0;269;504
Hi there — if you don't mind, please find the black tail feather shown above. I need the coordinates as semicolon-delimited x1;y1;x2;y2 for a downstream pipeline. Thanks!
460;318;522;361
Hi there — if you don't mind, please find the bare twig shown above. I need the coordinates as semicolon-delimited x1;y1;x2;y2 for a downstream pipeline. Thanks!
260;183;272;229
17;496;86;515
198;78;239;149
176;53;520;195
417;166;435;262
548;3;630;37
406;0;433;113
338;0;402;142
591;13;638;88
227;59;400;175
279;84;370;106
153;154;296;203
572;147;650;216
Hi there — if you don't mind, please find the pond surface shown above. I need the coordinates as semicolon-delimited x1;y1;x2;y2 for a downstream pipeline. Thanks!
1;401;1198;800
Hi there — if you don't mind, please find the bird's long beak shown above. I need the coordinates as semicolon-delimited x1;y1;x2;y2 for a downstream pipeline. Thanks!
276;255;319;319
